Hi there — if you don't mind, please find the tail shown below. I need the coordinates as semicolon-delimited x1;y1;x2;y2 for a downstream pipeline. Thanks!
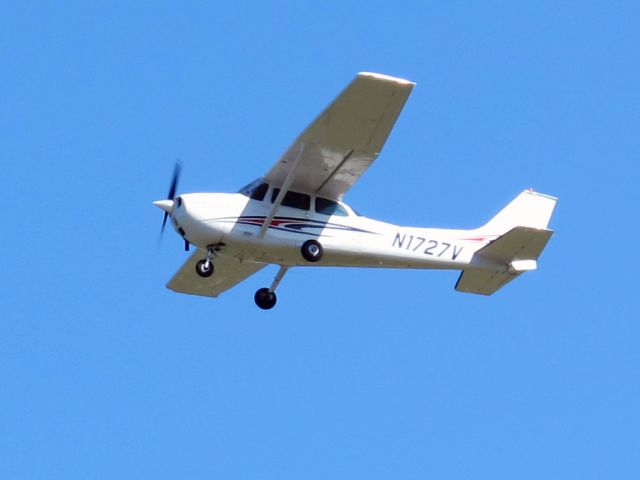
456;190;558;296
479;189;557;235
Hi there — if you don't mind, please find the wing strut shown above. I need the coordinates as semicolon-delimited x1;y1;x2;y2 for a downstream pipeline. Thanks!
258;143;306;238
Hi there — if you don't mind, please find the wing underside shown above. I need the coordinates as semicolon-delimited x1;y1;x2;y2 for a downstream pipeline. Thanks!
167;251;266;298
264;72;414;199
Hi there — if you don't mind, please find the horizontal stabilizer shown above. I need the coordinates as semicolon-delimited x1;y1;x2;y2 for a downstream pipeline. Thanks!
455;226;554;296
475;226;553;265
455;269;520;296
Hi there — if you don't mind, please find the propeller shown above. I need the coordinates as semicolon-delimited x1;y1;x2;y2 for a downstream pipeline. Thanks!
154;161;190;251
159;161;182;233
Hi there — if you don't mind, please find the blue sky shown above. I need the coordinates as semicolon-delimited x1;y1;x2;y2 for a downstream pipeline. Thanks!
1;1;638;478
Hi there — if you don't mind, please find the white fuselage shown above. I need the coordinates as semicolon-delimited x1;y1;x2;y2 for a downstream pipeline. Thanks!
170;192;497;270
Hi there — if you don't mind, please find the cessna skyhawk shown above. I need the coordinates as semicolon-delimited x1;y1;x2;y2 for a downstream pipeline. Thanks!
154;72;557;309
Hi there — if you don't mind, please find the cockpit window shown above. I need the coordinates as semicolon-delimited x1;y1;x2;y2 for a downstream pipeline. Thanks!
271;188;310;211
315;197;348;217
249;183;268;201
239;179;268;201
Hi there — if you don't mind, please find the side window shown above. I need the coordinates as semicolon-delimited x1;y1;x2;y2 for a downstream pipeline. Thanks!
315;197;348;217
249;183;268;201
271;188;311;211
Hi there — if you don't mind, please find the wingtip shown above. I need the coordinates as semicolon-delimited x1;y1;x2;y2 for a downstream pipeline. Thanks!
357;71;416;86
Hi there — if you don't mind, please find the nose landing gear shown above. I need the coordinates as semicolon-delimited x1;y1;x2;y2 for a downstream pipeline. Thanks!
195;247;217;278
195;259;214;277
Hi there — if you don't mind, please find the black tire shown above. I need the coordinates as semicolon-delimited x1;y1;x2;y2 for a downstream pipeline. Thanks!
301;239;323;262
195;259;214;278
254;288;277;310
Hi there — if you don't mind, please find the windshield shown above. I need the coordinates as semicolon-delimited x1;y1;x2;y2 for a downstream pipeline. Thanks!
239;179;264;198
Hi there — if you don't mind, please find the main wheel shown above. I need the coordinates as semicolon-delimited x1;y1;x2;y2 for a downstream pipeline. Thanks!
195;259;214;277
301;239;323;262
254;288;277;310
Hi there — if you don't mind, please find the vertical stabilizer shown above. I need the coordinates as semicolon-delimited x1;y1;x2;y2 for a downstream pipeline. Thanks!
480;190;557;235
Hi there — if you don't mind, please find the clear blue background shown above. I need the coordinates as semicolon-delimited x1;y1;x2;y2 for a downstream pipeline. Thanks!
2;1;638;478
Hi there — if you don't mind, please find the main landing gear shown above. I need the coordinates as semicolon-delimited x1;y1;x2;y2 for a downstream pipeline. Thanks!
253;239;323;310
254;266;288;310
254;288;277;310
301;239;323;262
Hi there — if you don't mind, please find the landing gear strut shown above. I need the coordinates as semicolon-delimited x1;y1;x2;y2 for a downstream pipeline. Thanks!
195;247;216;278
254;266;288;310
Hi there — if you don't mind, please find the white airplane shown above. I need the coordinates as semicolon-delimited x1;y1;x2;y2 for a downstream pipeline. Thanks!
154;72;557;310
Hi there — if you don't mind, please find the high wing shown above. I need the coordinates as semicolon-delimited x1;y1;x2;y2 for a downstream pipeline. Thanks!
167;251;267;298
263;72;415;200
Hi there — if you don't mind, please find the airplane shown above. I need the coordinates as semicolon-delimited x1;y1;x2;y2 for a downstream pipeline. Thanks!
154;72;557;310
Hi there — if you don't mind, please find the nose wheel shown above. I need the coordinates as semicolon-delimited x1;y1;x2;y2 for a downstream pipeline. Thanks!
195;247;216;278
195;259;214;277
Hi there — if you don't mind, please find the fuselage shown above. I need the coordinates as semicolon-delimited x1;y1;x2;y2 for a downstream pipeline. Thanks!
169;189;497;270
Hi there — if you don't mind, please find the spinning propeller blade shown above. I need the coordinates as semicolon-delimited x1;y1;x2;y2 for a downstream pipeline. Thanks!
159;161;181;234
